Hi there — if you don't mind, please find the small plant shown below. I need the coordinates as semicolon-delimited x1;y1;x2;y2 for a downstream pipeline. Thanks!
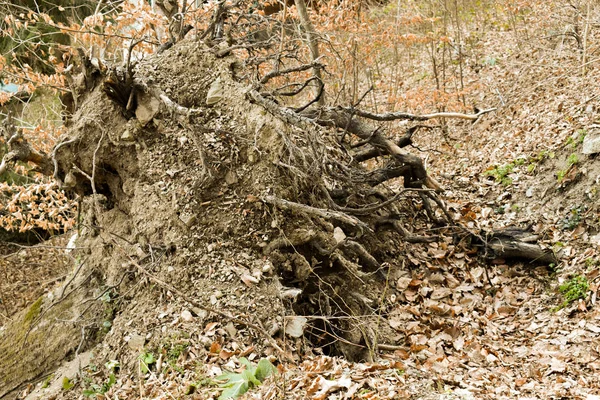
41;374;53;389
561;205;584;230
527;150;554;174
585;258;599;269
79;360;119;397
82;374;116;398
485;163;514;185
565;129;586;149
557;153;579;183
555;275;589;310
167;342;189;362
139;351;156;374
100;290;118;333
216;358;276;400
62;377;74;391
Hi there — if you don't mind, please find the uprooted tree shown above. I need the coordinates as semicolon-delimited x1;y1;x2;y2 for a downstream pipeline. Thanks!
0;1;556;397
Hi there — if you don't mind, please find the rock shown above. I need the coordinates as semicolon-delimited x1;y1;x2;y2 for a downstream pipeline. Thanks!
206;78;223;105
285;316;307;338
135;92;161;125
526;187;534;197
121;129;134;141
583;134;600;154
126;333;145;350
333;227;346;243
180;309;193;322
225;170;238;185
179;213;197;227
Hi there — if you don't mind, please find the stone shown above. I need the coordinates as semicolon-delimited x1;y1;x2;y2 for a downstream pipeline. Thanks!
285;316;307;338
135;92;161;125
582;133;600;155
333;226;346;243
121;129;134;141
181;309;193;322
126;333;145;350
206;78;223;105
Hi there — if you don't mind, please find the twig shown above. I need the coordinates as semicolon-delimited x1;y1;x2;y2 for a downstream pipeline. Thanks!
334;188;434;216
346;107;496;122
259;61;324;85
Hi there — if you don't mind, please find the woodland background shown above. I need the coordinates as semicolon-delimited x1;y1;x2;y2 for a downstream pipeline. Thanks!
1;0;600;399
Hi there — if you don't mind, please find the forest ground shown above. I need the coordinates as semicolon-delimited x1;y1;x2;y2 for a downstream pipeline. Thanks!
2;2;600;399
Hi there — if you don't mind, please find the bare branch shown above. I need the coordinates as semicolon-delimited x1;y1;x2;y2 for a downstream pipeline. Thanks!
348;107;497;122
260;61;324;85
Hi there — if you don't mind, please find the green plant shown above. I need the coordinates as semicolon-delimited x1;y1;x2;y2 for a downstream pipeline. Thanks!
82;373;116;398
557;153;579;183
167;342;189;362
561;205;585;230
555;275;589;310
41;374;53;389
105;360;120;373
585;258;599;269
100;289;118;332
527;150;554;173
62;377;74;391
485;163;514;185
216;358;276;400
565;129;586;149
139;351;156;374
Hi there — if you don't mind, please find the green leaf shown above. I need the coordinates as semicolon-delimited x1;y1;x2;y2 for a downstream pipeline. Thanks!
215;358;276;399
217;373;250;400
139;352;155;374
105;360;120;372
106;373;116;389
255;359;276;382
62;377;74;391
142;352;155;365
238;357;252;369
242;369;261;386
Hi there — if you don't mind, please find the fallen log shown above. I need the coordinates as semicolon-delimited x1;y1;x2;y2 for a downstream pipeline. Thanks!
475;227;558;264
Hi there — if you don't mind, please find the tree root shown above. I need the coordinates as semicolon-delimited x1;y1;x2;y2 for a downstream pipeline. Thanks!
262;195;369;231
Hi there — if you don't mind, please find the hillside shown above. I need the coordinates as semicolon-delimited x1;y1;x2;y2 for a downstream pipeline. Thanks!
1;1;600;399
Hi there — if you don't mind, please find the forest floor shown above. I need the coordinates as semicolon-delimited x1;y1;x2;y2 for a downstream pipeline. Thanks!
2;4;600;400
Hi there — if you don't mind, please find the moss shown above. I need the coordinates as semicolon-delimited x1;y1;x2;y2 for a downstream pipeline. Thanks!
24;297;43;325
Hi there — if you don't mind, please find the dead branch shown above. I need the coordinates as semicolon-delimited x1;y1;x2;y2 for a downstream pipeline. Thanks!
268;77;320;97
348;107;496;122
247;89;315;130
334;188;434;216
365;166;410;186
302;108;444;192
339;240;380;269
262;195;369;230
134;77;202;116
352;125;432;162
486;237;557;264
293;0;323;105
260;61;324;85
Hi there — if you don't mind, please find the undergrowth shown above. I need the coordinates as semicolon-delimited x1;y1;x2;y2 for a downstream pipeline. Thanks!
554;275;589;311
